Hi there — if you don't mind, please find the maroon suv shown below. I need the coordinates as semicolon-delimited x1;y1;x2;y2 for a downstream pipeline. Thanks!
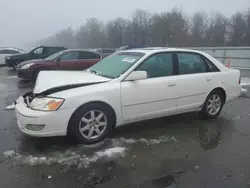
17;49;102;81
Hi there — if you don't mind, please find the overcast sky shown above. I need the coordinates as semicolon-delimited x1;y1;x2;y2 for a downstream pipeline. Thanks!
0;0;249;47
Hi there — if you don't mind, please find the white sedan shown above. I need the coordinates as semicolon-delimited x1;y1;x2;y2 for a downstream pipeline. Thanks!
15;48;241;144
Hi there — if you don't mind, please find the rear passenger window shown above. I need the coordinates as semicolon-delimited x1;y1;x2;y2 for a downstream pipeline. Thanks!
203;58;219;72
79;52;100;59
177;53;207;75
103;49;115;53
0;50;19;54
59;52;79;60
45;47;61;55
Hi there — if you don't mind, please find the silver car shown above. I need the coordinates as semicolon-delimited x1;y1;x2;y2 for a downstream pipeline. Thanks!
0;47;25;65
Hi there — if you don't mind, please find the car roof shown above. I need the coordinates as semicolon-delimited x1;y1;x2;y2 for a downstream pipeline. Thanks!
119;47;205;55
62;49;99;53
39;45;65;48
0;47;25;52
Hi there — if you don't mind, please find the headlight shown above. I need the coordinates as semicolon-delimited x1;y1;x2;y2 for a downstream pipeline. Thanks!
21;63;34;69
29;97;64;111
5;56;10;60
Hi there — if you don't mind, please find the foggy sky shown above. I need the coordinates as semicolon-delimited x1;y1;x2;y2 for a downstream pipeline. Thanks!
1;0;249;48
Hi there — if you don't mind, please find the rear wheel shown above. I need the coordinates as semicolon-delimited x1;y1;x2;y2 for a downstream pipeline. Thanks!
68;103;115;144
200;90;225;119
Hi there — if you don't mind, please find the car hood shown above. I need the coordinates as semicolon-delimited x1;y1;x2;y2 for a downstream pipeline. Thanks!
18;59;45;67
33;71;111;94
8;52;28;59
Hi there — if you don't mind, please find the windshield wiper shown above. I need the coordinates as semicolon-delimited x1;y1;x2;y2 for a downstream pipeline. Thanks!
86;69;114;79
86;68;99;75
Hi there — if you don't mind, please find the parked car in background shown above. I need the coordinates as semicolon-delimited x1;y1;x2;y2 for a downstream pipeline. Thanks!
0;47;25;65
91;48;115;58
17;49;101;81
15;48;241;144
5;45;66;69
117;45;145;51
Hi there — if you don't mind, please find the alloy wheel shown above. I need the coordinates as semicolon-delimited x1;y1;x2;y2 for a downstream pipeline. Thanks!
78;110;107;140
207;94;222;116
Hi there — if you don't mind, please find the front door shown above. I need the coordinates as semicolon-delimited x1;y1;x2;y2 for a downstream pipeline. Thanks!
121;52;178;121
58;51;79;70
31;47;44;59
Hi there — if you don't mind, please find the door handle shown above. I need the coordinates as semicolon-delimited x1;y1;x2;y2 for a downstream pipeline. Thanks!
206;78;212;82
168;84;176;87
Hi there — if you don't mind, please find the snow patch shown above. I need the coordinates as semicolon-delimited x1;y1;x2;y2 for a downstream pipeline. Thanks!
241;87;248;93
5;103;15;110
22;147;126;168
241;77;250;86
3;135;176;168
2;150;17;158
6;75;18;79
96;147;126;158
111;135;177;146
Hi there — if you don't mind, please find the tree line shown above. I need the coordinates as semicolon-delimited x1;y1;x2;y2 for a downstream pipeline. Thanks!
37;8;250;48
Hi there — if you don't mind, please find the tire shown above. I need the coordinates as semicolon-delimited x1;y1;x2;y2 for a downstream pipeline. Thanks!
200;90;225;119
13;60;21;70
67;103;115;144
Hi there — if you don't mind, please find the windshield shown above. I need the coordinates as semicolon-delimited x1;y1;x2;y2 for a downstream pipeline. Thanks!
45;51;64;60
87;52;145;79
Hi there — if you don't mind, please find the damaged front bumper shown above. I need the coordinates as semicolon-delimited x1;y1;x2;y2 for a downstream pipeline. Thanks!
15;93;75;137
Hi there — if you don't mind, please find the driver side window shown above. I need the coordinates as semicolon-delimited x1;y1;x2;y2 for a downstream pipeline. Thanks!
33;47;44;55
135;53;174;78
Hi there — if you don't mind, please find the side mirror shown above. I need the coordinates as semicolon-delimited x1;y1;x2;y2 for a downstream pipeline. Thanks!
55;58;60;64
125;71;147;81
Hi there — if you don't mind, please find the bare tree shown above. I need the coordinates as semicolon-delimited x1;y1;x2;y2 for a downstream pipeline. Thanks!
228;12;247;46
190;12;209;46
205;12;228;46
131;9;152;45
37;9;250;48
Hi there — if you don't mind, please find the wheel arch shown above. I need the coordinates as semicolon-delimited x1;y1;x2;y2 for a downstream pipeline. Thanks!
210;87;226;103
67;101;117;135
32;66;50;81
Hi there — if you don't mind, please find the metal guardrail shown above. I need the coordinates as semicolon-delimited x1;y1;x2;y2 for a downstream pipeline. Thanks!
188;46;250;68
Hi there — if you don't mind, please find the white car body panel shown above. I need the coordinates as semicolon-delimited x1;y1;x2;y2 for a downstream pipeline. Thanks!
15;48;241;137
121;75;178;120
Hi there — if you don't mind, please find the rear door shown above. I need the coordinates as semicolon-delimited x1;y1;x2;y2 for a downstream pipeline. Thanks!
77;51;101;70
58;51;79;70
175;52;219;111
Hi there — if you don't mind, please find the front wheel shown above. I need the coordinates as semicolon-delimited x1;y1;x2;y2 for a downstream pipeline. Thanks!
200;90;224;119
13;60;21;70
68;103;115;144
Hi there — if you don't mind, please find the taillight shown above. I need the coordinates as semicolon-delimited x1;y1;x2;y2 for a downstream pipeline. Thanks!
239;76;241;84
